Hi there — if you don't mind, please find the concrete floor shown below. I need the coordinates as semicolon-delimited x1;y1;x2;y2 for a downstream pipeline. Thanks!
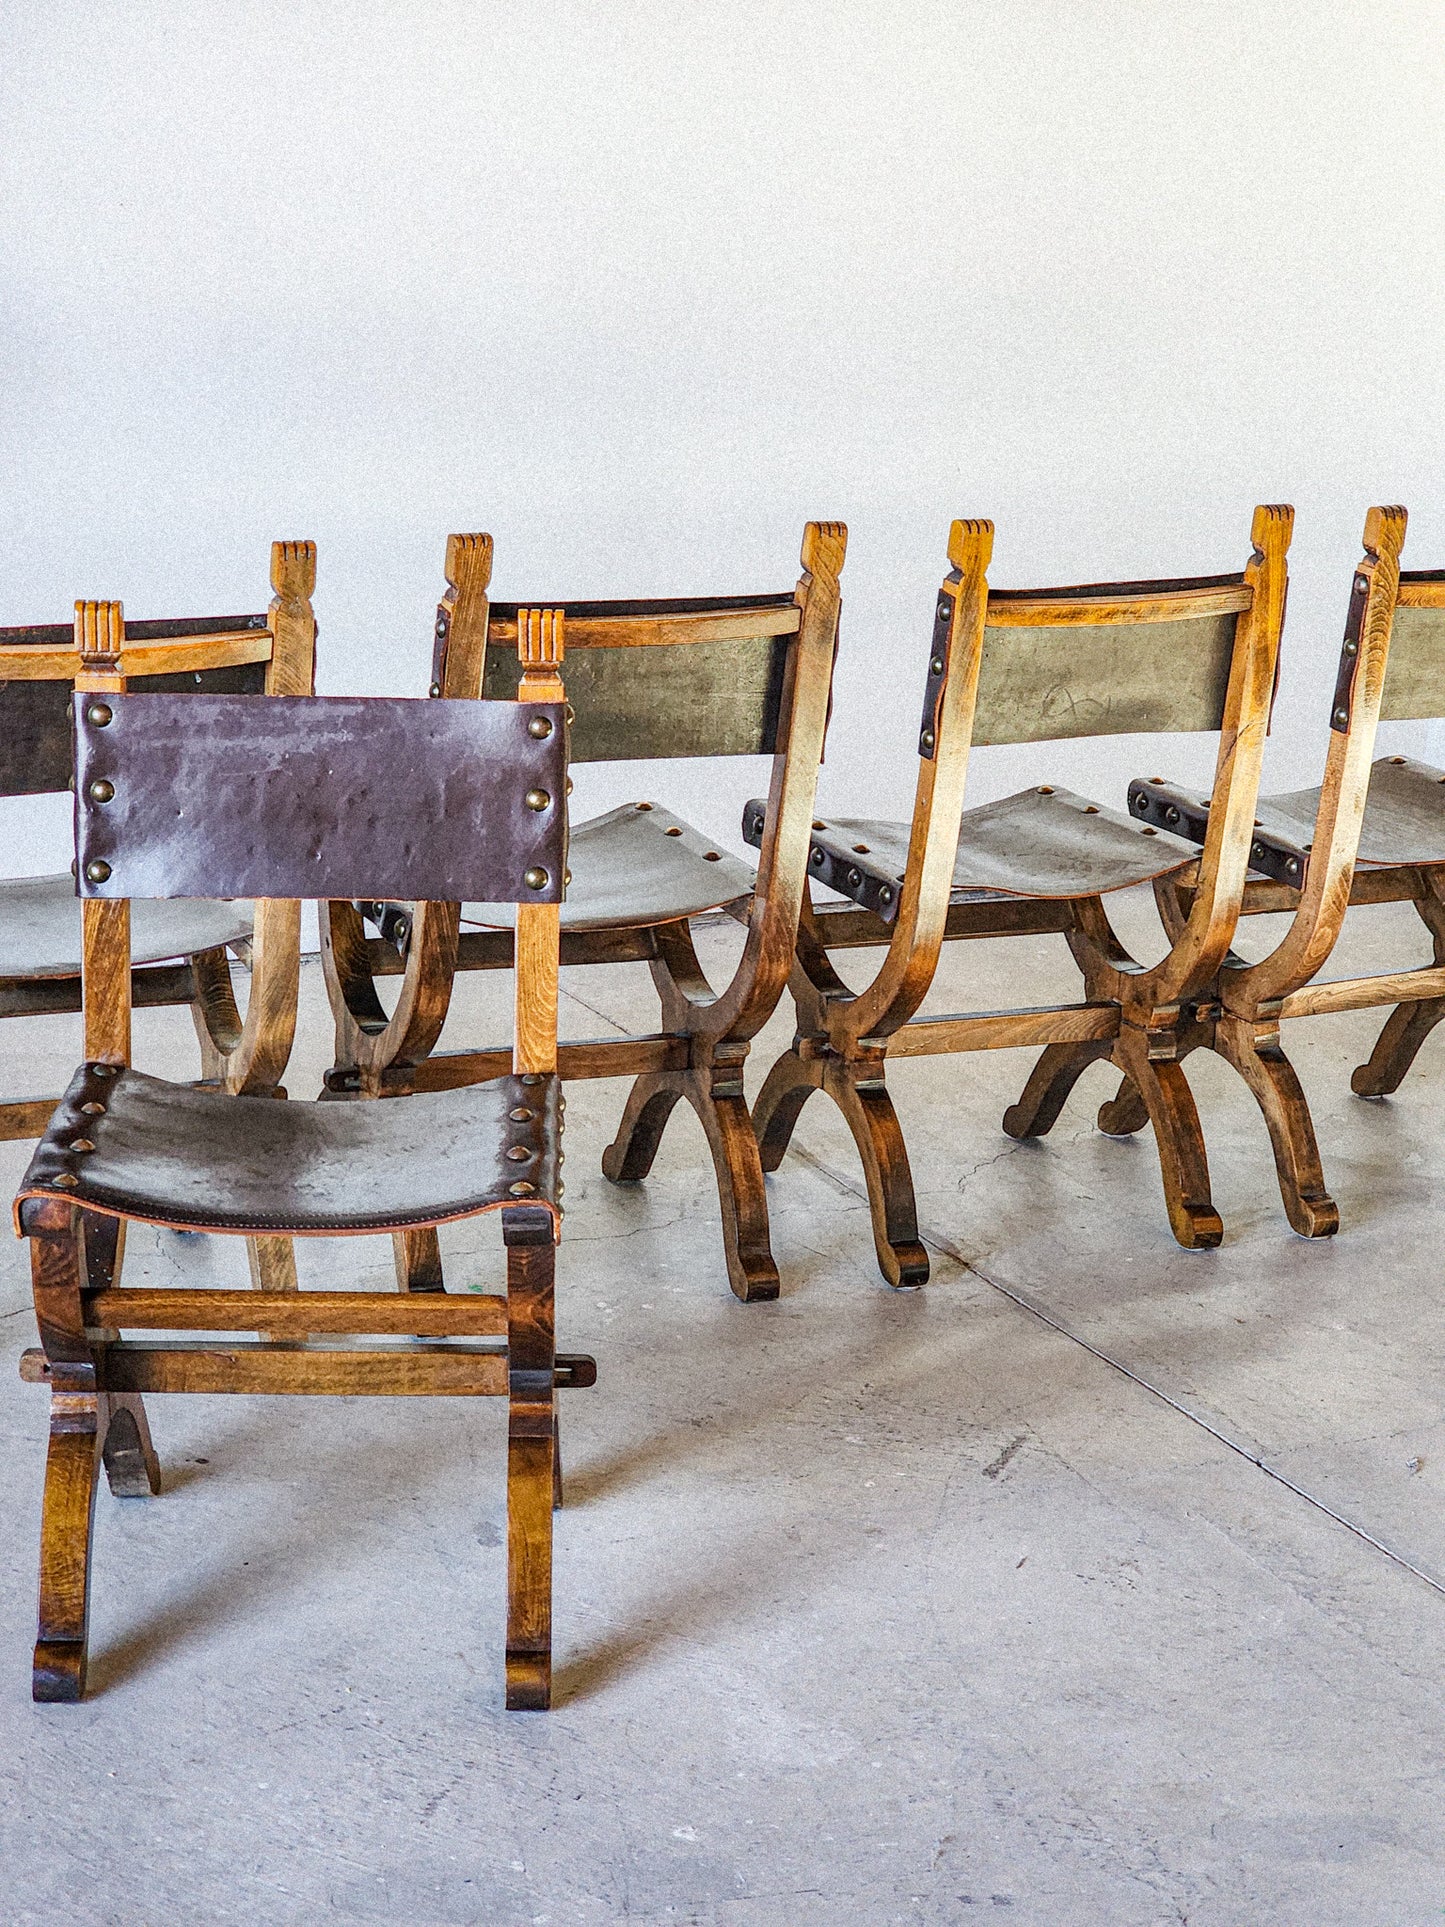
3;896;1445;1924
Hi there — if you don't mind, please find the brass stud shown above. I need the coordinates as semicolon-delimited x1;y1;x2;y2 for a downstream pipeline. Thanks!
566;777;574;794
428;681;442;697
879;886;893;904
703;852;721;862
508;1180;536;1196
51;1173;79;1190
1286;858;1300;875
87;778;115;804
69;1138;94;1154
937;600;951;621
635;801;652;810
665;825;683;837
520;1073;543;1085
564;868;571;886
509;1106;535;1122
1343;640;1357;657
1334;707;1350;726
930;656;944;676
80;1101;105;1116
810;848;826;867
525;789;551;812
527;716;553;740
524;866;549;891
91;1063;117;1077
920;729;935;751
506;1145;532;1162
85;702;113;727
84;859;111;884
847;867;862;888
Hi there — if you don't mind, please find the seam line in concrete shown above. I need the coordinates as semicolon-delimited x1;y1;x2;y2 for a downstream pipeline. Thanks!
787;1141;1445;1602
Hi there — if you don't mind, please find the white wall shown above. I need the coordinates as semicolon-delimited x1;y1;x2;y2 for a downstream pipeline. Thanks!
2;1;1443;874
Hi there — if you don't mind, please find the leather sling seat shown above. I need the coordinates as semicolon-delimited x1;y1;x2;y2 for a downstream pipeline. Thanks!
744;784;1202;925
0;873;253;980
461;801;756;933
19;1062;562;1235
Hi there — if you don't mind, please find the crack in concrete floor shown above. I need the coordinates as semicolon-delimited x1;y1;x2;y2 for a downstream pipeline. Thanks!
785;1139;1445;1602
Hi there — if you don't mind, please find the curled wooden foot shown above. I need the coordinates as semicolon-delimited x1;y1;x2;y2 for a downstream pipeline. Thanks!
1113;1033;1222;1249
505;1650;551;1712
824;1060;927;1288
1002;1040;1112;1140
1097;1075;1149;1138
33;1640;87;1703
751;1048;824;1174
1216;1020;1338;1238
100;1393;162;1498
1351;997;1445;1097
35;1398;102;1703
600;1071;685;1184
688;1081;781;1302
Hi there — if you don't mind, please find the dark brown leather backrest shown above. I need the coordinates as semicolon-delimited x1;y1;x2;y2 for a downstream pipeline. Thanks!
482;594;800;762
1381;573;1445;722
973;574;1251;745
0;614;270;798
74;693;567;904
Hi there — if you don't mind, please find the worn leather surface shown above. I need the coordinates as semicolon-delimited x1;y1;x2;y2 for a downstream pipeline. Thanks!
1381;604;1445;723
464;801;755;932
0;657;268;800
749;787;1200;916
17;1064;561;1234
484;635;790;762
1253;756;1445;869
0;872;253;980
974;613;1238;746
75;693;567;905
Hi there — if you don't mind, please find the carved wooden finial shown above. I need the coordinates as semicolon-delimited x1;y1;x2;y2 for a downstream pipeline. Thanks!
74;600;124;672
445;532;494;601
270;539;316;603
1249;503;1295;561
800;520;847;582
946;519;995;574
517;607;565;692
1362;504;1408;565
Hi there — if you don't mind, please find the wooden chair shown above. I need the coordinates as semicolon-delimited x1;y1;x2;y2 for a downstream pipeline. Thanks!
16;604;592;1710
1125;504;1445;1231
747;507;1293;1280
321;523;847;1302
0;542;316;1120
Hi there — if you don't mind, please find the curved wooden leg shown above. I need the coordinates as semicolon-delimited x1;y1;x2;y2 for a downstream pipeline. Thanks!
100;1393;162;1498
1215;1018;1338;1237
600;1071;686;1184
1111;1029;1222;1249
1001;1040;1113;1140
34;1392;102;1702
751;1048;824;1173
1351;997;1445;1097
503;1207;555;1712
1097;1075;1150;1138
822;1059;928;1289
685;1074;782;1303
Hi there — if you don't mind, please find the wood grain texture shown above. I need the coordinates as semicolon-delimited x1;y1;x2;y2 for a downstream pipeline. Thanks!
83;1288;508;1335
